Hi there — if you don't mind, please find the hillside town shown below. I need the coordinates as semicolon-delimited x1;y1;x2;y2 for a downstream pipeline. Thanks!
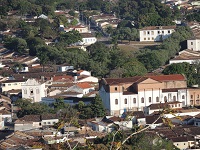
0;0;200;150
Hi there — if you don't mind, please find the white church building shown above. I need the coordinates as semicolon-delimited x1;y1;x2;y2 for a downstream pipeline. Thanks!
21;79;47;102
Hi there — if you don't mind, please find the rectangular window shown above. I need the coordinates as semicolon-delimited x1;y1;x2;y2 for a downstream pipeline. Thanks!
124;98;127;104
191;95;193;99
162;31;164;34
168;30;170;34
115;99;118;105
141;98;144;103
8;84;11;86
133;98;136;104
158;31;160;34
143;31;146;35
148;37;150;40
152;37;154;40
149;97;151;103
147;31;150;35
191;42;193;45
151;31;154;35
144;38;146;41
115;87;117;91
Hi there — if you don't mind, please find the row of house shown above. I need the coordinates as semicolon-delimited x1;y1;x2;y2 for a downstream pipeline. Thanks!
0;69;99;104
169;38;200;64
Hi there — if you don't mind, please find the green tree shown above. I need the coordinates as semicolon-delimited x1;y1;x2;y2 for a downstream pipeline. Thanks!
26;37;45;56
14;98;51;118
36;45;50;72
59;30;82;46
122;58;147;77
162;62;197;86
5;37;27;54
90;95;105;117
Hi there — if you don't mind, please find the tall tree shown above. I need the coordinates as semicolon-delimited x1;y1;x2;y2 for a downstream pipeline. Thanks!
90;95;106;117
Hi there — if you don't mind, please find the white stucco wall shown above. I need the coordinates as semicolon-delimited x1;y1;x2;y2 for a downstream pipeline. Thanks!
187;39;200;51
99;86;189;116
1;81;25;92
22;79;47;102
139;28;175;42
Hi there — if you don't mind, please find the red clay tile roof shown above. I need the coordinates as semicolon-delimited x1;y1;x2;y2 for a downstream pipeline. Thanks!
77;82;92;89
103;74;186;85
147;74;186;81
52;75;73;81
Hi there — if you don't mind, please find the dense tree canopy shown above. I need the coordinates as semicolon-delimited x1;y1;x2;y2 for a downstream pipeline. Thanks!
162;62;199;86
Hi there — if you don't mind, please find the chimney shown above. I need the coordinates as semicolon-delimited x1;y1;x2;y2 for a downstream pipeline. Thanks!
74;75;77;83
73;70;78;83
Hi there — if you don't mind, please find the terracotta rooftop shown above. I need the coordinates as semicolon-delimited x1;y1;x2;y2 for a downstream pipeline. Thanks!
76;82;93;89
52;75;73;82
147;74;186;82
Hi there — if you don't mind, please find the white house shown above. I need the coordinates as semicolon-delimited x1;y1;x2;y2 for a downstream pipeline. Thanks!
14;64;29;73
139;26;176;42
87;116;132;133
78;75;98;83
21;79;47;102
187;39;200;51
0;80;26;93
77;70;91;76
169;48;200;64
145;115;163;129
144;101;183;115
99;74;189;116
67;82;95;95
57;65;74;72
75;33;97;46
14;114;59;131
63;24;89;33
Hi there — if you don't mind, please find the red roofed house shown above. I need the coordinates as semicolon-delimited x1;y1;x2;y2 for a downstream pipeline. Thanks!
99;74;191;116
67;82;95;96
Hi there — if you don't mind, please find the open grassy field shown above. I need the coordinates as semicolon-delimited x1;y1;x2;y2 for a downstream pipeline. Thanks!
117;41;161;52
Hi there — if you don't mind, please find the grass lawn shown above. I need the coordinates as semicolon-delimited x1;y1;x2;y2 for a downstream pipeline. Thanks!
117;40;161;52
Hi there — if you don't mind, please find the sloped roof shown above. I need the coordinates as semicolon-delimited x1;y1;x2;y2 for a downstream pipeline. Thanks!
147;74;186;81
52;75;73;81
15;114;58;123
103;74;186;85
77;82;92;89
148;101;182;110
140;25;176;30
146;116;163;124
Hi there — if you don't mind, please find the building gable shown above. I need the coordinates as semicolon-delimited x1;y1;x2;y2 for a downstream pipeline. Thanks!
138;78;161;84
